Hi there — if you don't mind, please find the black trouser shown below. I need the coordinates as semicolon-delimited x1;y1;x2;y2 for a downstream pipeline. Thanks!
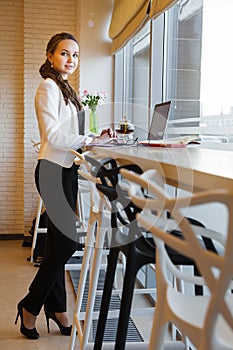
22;159;79;316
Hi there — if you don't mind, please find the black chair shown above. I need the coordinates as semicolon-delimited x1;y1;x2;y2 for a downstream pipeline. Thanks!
84;155;208;350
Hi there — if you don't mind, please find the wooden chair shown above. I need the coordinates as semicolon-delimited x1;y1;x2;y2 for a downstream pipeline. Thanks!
121;168;233;350
69;154;126;350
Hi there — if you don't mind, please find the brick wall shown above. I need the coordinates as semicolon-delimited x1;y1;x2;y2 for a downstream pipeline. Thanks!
0;0;80;236
0;0;24;235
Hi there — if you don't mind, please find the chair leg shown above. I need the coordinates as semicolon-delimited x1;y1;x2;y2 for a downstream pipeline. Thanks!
81;246;106;348
69;214;96;350
30;197;43;263
77;188;87;231
148;282;168;350
93;247;120;350
81;210;111;348
114;258;139;350
114;241;155;350
149;321;168;350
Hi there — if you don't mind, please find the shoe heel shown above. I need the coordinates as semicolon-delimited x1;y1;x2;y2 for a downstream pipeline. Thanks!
15;310;19;325
45;313;50;333
44;311;71;336
15;301;39;339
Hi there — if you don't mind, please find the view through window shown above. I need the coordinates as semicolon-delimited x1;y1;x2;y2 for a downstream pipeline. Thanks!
114;0;233;142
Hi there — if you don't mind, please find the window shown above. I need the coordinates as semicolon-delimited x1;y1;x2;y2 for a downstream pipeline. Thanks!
114;22;151;140
114;0;233;143
114;0;233;296
200;0;233;140
164;0;203;135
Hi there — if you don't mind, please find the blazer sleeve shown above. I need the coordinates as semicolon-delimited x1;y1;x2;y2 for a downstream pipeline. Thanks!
35;79;92;151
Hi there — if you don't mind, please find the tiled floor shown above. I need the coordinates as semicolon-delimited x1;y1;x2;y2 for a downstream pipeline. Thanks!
0;240;154;350
0;240;76;350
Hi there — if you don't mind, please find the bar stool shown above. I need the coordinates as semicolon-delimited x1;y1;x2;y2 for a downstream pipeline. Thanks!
84;155;210;350
121;167;233;350
69;155;126;350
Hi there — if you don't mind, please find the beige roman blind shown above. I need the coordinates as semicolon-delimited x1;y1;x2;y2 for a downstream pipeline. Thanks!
109;0;150;53
149;0;179;19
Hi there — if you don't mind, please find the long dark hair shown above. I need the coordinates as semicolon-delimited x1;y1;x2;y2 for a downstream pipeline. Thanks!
39;32;82;111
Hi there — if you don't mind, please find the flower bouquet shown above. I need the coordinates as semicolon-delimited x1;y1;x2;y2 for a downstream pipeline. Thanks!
80;90;107;134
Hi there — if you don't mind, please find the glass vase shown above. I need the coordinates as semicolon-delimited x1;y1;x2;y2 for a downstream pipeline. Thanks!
89;108;99;134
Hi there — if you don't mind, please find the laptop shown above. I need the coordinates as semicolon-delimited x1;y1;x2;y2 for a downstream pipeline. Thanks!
139;101;171;146
89;100;171;148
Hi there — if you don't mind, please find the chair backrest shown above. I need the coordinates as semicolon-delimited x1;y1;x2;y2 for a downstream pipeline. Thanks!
121;168;233;349
69;148;85;165
84;155;155;248
31;139;41;153
69;150;112;214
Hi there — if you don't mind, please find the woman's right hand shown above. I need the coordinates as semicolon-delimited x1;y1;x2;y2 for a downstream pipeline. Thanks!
93;128;117;143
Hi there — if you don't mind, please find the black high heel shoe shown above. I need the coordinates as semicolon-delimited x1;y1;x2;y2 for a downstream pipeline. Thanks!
45;311;72;336
15;301;39;339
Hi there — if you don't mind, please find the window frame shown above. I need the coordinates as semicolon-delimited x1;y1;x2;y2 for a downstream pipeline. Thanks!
114;0;233;144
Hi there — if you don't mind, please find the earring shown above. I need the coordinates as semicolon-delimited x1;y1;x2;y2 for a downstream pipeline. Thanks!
51;62;53;68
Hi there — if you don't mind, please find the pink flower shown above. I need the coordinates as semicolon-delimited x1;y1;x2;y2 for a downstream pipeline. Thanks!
80;89;107;109
100;91;107;98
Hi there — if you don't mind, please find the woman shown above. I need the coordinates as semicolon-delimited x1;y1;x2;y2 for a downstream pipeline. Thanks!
15;32;113;339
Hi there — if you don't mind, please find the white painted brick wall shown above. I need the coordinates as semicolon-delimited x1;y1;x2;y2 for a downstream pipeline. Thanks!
0;0;24;235
0;0;80;236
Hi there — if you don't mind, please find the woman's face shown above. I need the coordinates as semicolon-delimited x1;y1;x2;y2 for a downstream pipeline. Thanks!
48;39;79;79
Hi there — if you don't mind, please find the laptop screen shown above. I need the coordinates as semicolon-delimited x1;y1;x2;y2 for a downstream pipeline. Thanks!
148;101;171;141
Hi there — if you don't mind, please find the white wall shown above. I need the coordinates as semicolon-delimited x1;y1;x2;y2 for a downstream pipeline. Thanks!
80;0;114;132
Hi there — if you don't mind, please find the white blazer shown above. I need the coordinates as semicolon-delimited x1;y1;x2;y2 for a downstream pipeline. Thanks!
35;78;92;168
